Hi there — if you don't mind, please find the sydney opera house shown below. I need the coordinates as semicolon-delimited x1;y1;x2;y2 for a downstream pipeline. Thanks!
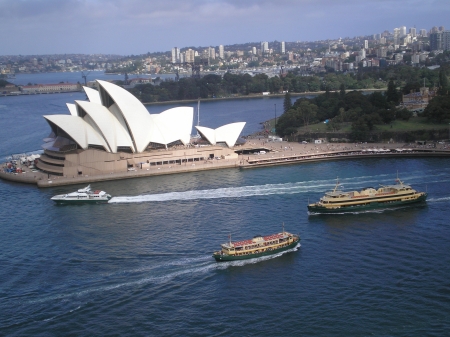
36;80;246;178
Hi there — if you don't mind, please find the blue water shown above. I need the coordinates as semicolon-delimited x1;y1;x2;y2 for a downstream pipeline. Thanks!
1;78;450;336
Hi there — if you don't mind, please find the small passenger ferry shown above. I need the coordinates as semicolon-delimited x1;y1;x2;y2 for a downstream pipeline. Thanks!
51;185;112;204
308;177;427;214
212;227;300;262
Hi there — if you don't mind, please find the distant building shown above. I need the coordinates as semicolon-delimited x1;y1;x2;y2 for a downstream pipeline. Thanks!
400;26;407;37
281;41;285;54
430;31;450;51
185;49;195;63
209;47;216;60
171;47;180;63
419;29;427;37
21;83;81;94
409;27;416;37
261;41;269;53
219;45;224;59
377;47;387;58
402;86;437;110
364;40;368;49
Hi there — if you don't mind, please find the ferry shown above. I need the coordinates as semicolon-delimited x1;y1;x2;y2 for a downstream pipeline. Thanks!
51;185;112;204
212;228;300;262
307;177;427;214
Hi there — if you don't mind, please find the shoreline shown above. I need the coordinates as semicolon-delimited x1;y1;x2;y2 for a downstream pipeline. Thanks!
142;88;386;106
2;140;449;188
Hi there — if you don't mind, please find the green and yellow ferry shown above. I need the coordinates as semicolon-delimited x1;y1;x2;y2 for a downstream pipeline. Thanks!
308;177;427;214
212;229;300;262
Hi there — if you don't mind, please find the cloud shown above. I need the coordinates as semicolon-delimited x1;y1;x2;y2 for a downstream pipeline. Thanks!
0;0;448;55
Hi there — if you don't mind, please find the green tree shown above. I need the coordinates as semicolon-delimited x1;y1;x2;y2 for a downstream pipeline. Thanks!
283;92;292;113
438;68;449;95
423;95;450;123
386;80;400;105
339;83;346;99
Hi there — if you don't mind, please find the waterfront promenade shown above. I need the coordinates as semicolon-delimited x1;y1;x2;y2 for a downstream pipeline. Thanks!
2;139;450;188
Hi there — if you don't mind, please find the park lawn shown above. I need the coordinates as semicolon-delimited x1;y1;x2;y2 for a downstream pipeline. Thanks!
295;117;448;134
375;117;450;131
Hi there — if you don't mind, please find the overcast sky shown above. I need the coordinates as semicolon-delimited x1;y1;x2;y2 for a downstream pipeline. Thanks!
0;0;448;56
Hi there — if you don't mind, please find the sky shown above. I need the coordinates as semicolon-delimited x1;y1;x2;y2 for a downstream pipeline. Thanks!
0;0;448;56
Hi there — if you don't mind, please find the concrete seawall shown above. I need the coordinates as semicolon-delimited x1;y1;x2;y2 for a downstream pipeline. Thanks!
2;141;450;188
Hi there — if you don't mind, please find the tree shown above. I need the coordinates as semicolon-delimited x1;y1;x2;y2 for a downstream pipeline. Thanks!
386;80;400;105
339;83;346;99
283;92;292;113
423;95;450;123
297;100;318;130
438;68;449;95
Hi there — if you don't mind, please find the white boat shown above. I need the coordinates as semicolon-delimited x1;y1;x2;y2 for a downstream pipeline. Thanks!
51;185;112;204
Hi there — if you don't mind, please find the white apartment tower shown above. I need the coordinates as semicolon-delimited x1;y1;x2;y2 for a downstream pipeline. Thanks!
409;27;416;37
252;46;257;55
171;47;180;63
209;47;216;60
393;28;400;45
219;45;224;59
281;41;285;54
185;49;195;63
400;26;407;37
261;41;269;53
364;40;368;49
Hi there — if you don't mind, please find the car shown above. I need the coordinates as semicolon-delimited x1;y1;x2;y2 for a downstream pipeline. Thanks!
301;141;308;144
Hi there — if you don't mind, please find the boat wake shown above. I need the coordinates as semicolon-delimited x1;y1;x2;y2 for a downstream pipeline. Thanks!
427;196;450;202
108;170;446;204
25;246;301;306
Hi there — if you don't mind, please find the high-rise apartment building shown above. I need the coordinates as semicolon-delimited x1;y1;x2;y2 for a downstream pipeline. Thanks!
420;29;427;37
219;45;224;59
430;31;450;51
252;46;257;55
171;47;180;63
261;41;269;53
209;47;216;60
409;27;416;37
400;26;407;37
393;28;400;45
281;41;285;54
377;47;387;58
185;49;195;63
364;40;368;49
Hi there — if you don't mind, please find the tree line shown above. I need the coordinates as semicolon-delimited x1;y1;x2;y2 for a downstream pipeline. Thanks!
276;67;450;142
128;63;446;103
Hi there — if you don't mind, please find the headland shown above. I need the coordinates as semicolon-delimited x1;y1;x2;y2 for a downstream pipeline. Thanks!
2;139;449;188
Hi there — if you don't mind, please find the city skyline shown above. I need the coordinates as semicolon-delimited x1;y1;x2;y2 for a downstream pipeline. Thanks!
0;0;448;55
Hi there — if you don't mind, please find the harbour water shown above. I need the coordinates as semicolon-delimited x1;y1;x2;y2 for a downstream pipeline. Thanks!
1;73;450;336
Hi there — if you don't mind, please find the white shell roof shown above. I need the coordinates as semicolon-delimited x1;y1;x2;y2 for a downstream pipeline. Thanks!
43;80;244;154
151;107;193;145
75;100;134;153
43;115;109;151
196;122;245;147
66;103;78;116
97;80;151;153
83;86;102;104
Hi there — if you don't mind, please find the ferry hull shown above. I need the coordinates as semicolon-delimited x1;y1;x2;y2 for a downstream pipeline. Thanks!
212;239;300;262
308;193;427;214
